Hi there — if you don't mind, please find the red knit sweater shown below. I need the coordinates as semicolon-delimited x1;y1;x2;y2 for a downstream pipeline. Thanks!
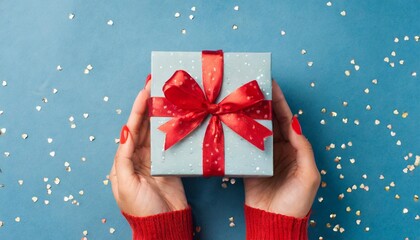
123;205;309;240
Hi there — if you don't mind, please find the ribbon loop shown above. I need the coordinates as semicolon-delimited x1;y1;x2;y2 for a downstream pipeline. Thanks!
163;70;207;111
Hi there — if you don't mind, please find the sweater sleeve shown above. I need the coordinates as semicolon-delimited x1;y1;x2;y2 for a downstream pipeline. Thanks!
244;205;309;240
122;207;193;240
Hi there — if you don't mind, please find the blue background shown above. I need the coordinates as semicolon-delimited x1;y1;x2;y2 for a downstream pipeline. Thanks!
0;0;419;239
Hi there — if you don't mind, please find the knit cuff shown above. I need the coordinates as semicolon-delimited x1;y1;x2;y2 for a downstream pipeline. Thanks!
244;205;309;240
122;207;193;240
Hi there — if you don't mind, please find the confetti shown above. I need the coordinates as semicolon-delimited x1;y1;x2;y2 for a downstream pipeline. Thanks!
54;178;60;185
228;216;235;227
344;70;350;76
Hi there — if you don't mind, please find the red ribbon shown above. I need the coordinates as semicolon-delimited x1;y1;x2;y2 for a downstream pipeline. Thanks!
149;50;272;176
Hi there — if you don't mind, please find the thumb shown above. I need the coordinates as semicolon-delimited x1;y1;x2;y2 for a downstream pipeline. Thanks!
288;116;318;175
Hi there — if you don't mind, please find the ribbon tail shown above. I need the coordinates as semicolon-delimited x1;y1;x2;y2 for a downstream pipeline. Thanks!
219;113;272;151
202;116;225;177
159;113;207;150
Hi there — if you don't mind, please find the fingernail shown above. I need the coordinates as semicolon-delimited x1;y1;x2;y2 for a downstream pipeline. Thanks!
120;125;130;144
144;74;152;88
291;116;302;135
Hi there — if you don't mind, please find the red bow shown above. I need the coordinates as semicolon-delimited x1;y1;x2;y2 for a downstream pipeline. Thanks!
149;50;272;176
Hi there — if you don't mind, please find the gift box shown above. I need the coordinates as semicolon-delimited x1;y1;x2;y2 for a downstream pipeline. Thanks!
149;50;273;177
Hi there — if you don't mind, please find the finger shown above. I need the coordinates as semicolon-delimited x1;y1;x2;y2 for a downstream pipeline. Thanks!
109;161;117;182
114;125;137;190
126;76;152;146
288;116;318;174
136;82;151;146
272;80;293;140
109;162;120;202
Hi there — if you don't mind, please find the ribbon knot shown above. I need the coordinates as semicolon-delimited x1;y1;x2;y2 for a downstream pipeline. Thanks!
149;50;272;176
205;103;220;115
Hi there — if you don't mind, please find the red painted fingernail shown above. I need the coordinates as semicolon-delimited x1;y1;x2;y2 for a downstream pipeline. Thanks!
120;125;130;144
144;74;152;88
291;116;302;135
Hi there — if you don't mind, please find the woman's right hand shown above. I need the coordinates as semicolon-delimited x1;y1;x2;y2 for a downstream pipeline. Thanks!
109;79;189;217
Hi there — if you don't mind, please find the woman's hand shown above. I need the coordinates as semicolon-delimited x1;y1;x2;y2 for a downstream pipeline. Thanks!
110;79;188;217
244;81;320;218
